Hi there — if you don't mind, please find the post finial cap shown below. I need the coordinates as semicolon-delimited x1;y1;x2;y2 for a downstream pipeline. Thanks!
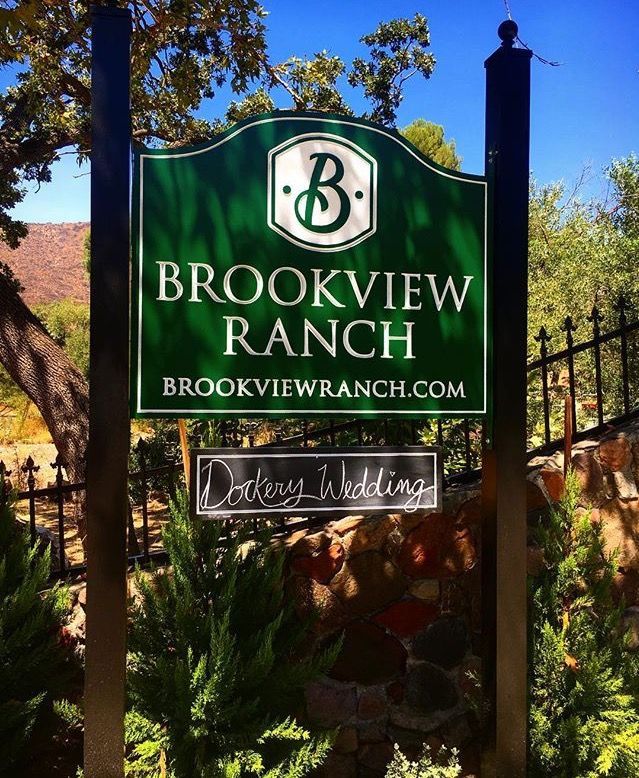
498;19;518;46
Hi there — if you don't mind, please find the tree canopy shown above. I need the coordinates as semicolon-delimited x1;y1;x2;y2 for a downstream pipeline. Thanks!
528;154;639;349
0;1;436;248
400;118;461;170
0;2;443;478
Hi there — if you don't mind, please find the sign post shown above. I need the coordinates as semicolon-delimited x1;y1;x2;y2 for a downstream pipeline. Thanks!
84;5;131;777
481;21;532;777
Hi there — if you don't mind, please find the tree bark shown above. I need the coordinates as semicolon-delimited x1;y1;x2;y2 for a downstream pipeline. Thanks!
0;273;89;536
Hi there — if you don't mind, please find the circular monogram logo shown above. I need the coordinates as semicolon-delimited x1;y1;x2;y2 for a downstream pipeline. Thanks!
267;133;377;252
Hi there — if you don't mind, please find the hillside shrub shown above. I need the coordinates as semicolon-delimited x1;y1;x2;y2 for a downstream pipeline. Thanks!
529;472;639;776
126;493;338;777
34;300;90;378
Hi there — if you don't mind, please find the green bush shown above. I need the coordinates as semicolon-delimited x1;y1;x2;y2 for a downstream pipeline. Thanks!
126;493;339;777
385;743;461;778
0;497;73;769
529;473;639;776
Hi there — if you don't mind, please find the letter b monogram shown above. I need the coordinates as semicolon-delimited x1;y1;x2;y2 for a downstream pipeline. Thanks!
294;153;351;233
269;133;377;251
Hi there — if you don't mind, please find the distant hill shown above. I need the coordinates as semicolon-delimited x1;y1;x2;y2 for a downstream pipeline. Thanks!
0;222;89;305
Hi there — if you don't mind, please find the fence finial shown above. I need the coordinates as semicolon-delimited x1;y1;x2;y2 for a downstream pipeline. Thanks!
534;325;551;344
561;315;577;344
615;294;630;325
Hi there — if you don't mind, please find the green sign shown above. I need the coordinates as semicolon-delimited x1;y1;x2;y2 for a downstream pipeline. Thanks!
131;112;489;418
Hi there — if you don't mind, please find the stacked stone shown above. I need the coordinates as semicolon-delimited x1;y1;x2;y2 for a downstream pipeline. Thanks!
286;503;481;777
528;422;639;649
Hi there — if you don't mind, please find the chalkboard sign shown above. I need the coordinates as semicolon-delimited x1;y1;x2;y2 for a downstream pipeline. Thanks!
190;446;442;519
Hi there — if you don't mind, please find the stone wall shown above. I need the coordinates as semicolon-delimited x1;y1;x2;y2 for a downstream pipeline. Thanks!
285;498;483;777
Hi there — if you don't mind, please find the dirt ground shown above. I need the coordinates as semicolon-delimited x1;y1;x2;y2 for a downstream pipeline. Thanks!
2;440;170;568
12;494;170;567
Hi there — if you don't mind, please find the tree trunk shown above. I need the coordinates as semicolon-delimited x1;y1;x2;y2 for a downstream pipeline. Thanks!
0;273;89;537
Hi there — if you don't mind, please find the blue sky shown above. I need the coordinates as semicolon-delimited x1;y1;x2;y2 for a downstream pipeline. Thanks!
4;0;638;223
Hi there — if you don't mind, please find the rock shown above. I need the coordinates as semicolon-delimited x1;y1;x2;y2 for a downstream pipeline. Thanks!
386;681;404;704
396;511;435;534
77;584;87;609
412;617;469;670
442;486;481;517
358;719;388;744
373;599;439;637
320;752;357;778
572;450;606;506
390;707;442;734
282;529;309;549
291;542;344;583
526;478;549;511
611;467;639;501
621;607;639;651
290;530;332;557
440;713;473;748
288;575;350;635
342;515;399;557
440;570;479;625
440;714;473;751
599;498;639;570
305;680;357;727
330;622;407;685
540;467;565;502
404;663;458;713
334;726;359;754
65;602;86;642
398;514;477;579
387;725;431;758
330;516;366;536
455;497;481;528
329;552;407;617
613;570;639;606
358;689;387;720
599;434;633;472
358;742;394;773
409;579;440;602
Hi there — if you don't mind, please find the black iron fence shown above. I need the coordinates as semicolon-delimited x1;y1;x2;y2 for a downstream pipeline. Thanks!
527;295;639;455
1;297;637;580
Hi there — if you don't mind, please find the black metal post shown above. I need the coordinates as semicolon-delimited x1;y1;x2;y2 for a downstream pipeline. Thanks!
52;454;66;572
562;315;578;438
588;306;605;426
616;295;631;414
482;20;531;777
535;326;552;445
22;455;39;546
84;5;131;777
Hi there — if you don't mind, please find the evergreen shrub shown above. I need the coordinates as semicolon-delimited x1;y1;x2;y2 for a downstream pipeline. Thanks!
126;493;339;777
529;472;639;776
0;497;72;769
